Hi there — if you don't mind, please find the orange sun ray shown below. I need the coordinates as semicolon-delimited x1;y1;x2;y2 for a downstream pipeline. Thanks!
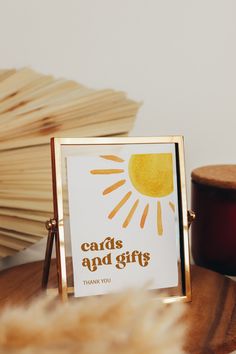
140;203;149;229
157;201;163;236
108;191;132;219
169;201;175;213
90;169;124;175
100;155;124;163
103;179;126;195
123;199;139;228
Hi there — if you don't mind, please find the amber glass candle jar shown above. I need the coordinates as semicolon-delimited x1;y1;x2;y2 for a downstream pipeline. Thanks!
191;165;236;276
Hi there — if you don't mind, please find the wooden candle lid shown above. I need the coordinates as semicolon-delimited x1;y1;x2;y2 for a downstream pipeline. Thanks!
191;165;236;190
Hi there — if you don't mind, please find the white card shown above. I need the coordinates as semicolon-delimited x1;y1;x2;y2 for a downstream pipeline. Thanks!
67;143;179;297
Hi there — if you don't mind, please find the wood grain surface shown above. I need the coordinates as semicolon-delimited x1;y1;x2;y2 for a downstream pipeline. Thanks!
0;260;235;354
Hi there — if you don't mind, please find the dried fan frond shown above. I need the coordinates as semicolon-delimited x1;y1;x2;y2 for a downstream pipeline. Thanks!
0;68;140;257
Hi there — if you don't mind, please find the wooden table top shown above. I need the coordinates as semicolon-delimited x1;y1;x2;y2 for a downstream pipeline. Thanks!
0;260;235;354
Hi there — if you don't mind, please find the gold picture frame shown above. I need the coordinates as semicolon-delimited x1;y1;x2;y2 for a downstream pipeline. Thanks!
44;136;192;303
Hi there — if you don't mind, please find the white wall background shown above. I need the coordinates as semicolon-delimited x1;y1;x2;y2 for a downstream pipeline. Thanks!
0;0;236;269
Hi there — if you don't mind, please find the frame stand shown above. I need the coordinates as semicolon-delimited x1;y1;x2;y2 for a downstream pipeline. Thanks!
188;210;196;228
42;218;58;290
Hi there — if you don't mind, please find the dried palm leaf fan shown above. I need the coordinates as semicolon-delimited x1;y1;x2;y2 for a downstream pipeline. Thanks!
0;68;140;257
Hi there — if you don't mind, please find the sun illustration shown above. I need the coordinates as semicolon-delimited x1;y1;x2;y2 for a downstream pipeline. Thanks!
90;153;175;236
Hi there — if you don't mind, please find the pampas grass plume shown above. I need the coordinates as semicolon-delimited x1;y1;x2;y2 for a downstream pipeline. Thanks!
0;290;186;354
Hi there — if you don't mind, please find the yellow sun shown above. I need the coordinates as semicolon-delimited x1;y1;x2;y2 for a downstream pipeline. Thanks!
128;154;173;197
90;154;175;236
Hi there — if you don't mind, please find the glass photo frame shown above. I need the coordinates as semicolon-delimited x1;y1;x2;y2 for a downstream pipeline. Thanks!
48;137;191;303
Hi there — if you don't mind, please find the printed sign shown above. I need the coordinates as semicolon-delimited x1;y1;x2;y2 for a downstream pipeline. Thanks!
67;143;180;297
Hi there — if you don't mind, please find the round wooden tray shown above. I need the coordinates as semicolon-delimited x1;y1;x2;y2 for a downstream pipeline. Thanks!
0;260;235;354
